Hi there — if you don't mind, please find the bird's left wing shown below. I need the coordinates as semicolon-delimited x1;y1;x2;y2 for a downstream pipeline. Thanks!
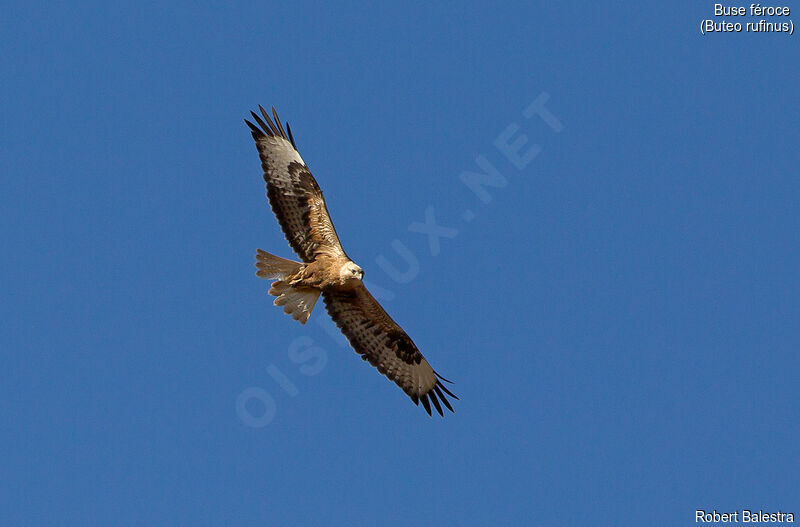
322;283;457;416
245;106;346;263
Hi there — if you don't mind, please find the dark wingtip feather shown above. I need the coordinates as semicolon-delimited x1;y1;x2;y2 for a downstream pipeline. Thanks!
433;370;454;384
272;107;288;137
244;119;264;137
420;394;432;416
253;107;273;135
250;111;273;137
428;390;444;416
258;105;280;135
434;385;454;413
437;381;459;400
248;105;297;149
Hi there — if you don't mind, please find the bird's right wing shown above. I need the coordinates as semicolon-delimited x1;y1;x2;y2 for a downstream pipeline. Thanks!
246;106;346;263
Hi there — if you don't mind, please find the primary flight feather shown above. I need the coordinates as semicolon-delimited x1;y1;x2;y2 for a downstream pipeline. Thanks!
245;106;457;416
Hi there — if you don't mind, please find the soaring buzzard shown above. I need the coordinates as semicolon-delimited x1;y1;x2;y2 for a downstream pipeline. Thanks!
246;106;457;416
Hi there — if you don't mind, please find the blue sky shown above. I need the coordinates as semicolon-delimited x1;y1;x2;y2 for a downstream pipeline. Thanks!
1;2;798;526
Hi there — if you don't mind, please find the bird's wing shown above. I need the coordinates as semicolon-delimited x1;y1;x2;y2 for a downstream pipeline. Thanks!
322;283;457;416
246;106;346;263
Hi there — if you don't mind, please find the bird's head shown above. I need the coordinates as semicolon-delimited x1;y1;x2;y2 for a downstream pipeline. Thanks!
341;261;364;282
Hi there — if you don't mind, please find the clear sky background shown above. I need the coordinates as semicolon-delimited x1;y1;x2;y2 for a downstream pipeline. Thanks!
2;2;798;526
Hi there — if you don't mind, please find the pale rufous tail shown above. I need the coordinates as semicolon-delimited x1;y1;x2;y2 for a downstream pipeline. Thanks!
255;249;320;324
268;281;320;324
255;249;303;279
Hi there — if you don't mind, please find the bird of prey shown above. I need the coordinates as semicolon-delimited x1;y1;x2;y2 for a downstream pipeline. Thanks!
245;106;457;416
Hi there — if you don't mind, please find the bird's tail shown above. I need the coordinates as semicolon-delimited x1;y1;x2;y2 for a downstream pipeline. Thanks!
255;249;303;280
268;281;320;324
255;249;320;324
